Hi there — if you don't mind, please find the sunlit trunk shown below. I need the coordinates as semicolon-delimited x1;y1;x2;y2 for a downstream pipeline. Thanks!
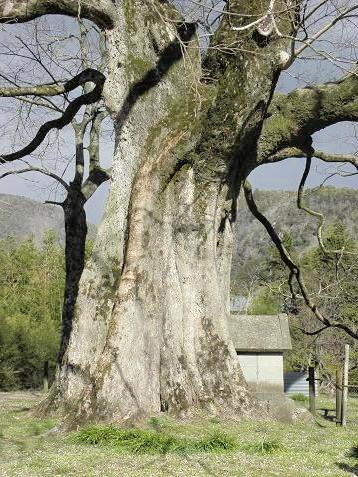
39;0;285;426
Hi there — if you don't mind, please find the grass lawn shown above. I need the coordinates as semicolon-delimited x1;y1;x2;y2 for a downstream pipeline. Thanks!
0;391;357;477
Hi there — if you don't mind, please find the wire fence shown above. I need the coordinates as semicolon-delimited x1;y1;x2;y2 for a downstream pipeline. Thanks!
305;346;358;427
346;382;358;427
348;383;358;398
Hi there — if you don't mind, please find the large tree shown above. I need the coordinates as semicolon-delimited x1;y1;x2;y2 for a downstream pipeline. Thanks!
0;0;357;425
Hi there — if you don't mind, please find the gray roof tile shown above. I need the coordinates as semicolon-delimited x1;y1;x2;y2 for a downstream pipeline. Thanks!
229;314;292;352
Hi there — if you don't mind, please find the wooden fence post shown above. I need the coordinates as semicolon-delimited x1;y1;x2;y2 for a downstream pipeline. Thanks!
43;360;49;393
336;369;342;425
315;367;319;397
309;366;316;415
341;344;349;427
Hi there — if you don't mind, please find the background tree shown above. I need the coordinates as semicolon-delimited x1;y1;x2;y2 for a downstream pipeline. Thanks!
0;19;111;362
0;0;357;426
244;158;358;339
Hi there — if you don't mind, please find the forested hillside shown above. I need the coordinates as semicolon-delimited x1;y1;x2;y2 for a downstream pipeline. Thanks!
0;233;64;389
1;187;354;273
0;195;96;390
233;186;358;267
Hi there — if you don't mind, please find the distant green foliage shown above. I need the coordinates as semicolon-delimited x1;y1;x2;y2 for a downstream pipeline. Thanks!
291;393;309;403
248;287;280;315
0;231;65;390
71;426;236;454
232;187;358;291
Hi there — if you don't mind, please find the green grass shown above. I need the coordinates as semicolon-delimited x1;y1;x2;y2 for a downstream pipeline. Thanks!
0;391;358;476
291;393;309;403
244;438;284;455
70;426;235;454
70;424;236;454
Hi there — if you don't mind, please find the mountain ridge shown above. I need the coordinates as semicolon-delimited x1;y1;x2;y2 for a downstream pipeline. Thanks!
0;193;97;246
1;187;356;256
234;186;358;268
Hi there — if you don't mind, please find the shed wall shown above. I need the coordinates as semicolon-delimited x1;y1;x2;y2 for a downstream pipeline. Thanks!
237;352;284;398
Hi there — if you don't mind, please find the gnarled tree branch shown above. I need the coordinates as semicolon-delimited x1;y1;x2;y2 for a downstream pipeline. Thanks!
0;166;69;190
0;68;105;163
0;0;116;28
0;68;103;98
258;68;358;163
243;179;358;340
264;146;358;169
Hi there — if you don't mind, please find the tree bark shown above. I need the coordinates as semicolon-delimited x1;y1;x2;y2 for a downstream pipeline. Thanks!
6;0;297;425
1;0;357;425
36;0;295;426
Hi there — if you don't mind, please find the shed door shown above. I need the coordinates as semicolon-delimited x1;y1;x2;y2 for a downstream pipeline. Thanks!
257;354;283;390
237;352;284;392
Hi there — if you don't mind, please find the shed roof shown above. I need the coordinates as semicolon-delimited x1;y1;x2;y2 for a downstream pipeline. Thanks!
228;314;292;352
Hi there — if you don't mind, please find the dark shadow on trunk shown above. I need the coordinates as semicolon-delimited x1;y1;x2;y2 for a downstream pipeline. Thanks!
58;187;87;364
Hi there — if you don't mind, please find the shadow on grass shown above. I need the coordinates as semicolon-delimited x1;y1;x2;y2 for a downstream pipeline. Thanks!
317;409;336;423
336;462;358;475
130;453;221;477
347;446;358;459
12;407;31;413
336;447;358;475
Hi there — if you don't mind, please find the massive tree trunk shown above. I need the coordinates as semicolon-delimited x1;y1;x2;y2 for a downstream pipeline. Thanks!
39;1;294;425
2;0;298;424
2;0;357;426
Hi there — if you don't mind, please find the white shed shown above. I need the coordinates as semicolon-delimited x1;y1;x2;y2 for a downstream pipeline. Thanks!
228;314;292;400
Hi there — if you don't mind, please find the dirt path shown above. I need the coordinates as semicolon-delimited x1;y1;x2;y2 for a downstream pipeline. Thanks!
0;390;43;412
